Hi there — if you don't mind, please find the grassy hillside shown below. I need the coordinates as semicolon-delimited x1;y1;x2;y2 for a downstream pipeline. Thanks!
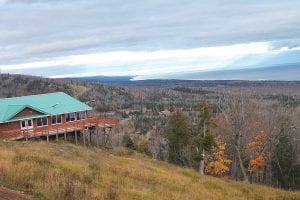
0;142;298;200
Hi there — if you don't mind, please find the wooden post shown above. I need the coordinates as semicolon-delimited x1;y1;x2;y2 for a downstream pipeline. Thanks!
56;129;59;142
96;129;99;148
108;127;112;147
103;128;106;145
83;131;86;147
88;129;91;145
64;132;67;141
47;133;49;143
75;130;78;144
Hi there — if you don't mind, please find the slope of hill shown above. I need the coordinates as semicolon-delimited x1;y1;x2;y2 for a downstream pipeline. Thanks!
0;141;298;200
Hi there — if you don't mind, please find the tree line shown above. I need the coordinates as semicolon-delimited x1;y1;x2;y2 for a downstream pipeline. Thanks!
164;96;300;190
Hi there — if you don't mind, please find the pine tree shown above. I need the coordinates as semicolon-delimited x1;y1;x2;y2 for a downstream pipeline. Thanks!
272;134;296;189
122;134;136;150
165;109;189;166
193;100;215;175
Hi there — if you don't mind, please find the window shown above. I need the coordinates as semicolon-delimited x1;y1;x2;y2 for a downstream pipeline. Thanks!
81;111;86;119
51;116;56;124
27;119;32;127
42;117;47;125
51;115;62;124
66;114;70;122
57;114;62;123
66;113;76;122
76;111;86;120
37;117;48;127
71;113;76;121
20;119;33;129
21;120;26;129
37;118;42;126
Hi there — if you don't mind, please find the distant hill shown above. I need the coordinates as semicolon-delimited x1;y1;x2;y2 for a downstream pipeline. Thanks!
163;63;300;81
0;141;299;200
61;63;300;84
62;75;133;84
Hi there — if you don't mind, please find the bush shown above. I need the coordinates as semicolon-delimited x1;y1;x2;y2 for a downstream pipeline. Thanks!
122;134;136;150
137;139;151;156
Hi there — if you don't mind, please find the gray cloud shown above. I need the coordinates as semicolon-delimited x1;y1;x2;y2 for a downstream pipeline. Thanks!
4;0;83;4
0;0;300;72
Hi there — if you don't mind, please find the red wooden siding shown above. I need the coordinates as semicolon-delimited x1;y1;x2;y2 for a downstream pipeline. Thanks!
0;121;21;138
15;107;41;117
0;110;119;139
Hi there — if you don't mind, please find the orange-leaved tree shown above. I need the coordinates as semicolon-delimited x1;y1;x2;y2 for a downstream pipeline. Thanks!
247;130;268;183
205;137;232;176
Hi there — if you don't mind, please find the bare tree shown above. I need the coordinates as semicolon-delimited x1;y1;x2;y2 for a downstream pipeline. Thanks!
218;94;250;183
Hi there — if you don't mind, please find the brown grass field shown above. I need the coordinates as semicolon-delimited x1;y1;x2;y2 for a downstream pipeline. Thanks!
0;141;299;200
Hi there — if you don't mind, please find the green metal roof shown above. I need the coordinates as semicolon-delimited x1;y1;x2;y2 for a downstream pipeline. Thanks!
10;114;49;122
0;92;92;123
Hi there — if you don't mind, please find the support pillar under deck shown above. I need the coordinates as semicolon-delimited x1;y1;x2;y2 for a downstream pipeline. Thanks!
75;130;78;144
96;129;99;148
83;131;86;147
88;130;91;144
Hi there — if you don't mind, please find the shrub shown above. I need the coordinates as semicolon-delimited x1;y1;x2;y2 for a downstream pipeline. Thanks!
122;134;136;150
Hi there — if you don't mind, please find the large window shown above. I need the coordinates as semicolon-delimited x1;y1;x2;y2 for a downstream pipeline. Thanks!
37;117;48;127
51;114;62;125
66;113;76;122
21;120;26;128
20;119;33;129
76;111;86;120
27;119;32;127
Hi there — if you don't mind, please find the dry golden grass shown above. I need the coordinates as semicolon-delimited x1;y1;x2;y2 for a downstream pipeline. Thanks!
0;141;299;200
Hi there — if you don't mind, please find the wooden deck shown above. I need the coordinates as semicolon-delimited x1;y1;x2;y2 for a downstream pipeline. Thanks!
0;117;119;140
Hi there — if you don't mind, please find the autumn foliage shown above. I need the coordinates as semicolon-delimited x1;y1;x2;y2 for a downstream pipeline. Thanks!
247;131;268;180
205;137;232;176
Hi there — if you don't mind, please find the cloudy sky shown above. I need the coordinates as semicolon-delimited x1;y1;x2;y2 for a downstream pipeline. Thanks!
0;0;300;79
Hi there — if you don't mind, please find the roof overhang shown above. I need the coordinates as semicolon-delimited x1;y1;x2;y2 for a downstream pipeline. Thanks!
4;105;49;122
6;114;50;123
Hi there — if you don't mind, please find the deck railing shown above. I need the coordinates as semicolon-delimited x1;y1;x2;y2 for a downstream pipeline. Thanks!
0;117;119;140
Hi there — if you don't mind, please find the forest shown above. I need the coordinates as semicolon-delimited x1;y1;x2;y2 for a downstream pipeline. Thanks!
0;73;299;190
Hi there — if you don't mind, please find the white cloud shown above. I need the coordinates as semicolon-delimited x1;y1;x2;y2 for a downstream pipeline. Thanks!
0;42;270;77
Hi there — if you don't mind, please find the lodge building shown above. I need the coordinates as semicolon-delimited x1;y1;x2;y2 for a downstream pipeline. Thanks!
0;92;118;141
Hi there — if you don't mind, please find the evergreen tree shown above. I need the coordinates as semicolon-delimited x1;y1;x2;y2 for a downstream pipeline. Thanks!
122;134;136;150
193;101;215;175
165;109;189;165
271;119;298;189
272;134;296;189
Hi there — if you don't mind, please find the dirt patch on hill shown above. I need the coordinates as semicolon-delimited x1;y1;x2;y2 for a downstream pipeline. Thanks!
0;187;28;200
